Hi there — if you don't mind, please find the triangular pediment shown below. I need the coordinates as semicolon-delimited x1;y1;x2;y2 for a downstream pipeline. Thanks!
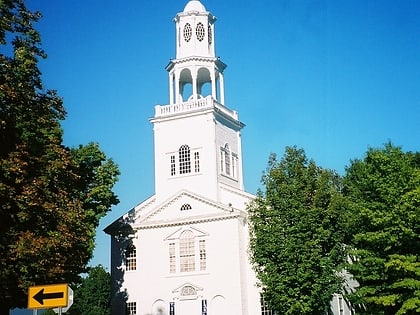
164;226;208;241
133;190;242;229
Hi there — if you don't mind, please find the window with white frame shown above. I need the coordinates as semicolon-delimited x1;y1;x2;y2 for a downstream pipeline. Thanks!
181;285;197;296
194;151;200;172
170;155;176;176
199;240;206;271
169;243;176;273
224;144;231;175
260;295;277;315
126;301;136;315
180;204;192;211
125;245;136;271
180;230;195;272
220;143;238;178
167;229;207;274
170;145;201;176
231;153;238;178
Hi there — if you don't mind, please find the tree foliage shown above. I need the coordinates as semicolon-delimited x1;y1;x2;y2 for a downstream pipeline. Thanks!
0;0;119;312
249;146;348;315
44;265;111;315
344;143;420;315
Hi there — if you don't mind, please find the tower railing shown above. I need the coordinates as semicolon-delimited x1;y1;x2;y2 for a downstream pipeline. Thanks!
154;96;238;120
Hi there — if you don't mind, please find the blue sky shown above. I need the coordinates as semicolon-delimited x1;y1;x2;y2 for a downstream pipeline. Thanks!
21;0;419;281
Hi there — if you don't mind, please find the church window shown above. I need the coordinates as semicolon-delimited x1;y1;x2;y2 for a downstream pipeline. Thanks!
181;285;196;296
183;23;192;42
170;146;201;176
126;301;137;315
194;151;200;172
180;204;192;211
125;245;136;271
171;155;176;176
196;22;205;41
220;150;224;173
220;144;238;178
224;144;231;175
169;243;176;273
208;24;212;45
260;295;277;315
232;153;238;178
180;230;195;272
199;240;206;271
179;145;191;174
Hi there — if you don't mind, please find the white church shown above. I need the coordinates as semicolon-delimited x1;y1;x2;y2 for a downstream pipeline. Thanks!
105;1;261;314
105;1;353;315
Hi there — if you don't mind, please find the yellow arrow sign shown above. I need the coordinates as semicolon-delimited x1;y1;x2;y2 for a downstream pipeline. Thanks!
28;284;69;309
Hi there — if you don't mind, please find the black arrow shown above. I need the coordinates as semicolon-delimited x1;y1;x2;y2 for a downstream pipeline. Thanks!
33;288;64;305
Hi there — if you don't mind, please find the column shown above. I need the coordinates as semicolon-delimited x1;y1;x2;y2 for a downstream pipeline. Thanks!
219;73;225;105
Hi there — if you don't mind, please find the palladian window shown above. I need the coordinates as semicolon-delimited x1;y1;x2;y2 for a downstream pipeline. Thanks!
169;145;201;176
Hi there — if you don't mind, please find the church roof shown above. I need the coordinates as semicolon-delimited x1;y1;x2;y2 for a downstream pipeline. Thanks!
183;0;206;13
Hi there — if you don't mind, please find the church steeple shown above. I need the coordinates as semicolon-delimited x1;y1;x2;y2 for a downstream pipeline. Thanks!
151;1;244;203
166;0;226;105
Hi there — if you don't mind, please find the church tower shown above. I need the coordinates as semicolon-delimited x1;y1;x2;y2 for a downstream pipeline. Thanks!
105;2;261;314
152;0;244;204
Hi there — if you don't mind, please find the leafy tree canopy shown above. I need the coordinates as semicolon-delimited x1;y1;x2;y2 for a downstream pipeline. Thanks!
0;0;119;312
44;265;111;315
344;143;420;315
249;146;348;315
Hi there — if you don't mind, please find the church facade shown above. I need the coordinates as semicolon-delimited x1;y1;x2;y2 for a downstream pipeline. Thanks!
105;1;354;315
105;1;261;314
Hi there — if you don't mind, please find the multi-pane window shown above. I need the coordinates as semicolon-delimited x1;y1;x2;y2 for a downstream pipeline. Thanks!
125;245;136;271
181;285;197;296
261;295;277;315
168;230;207;274
126;302;136;315
232;153;237;177
220;143;238;178
199;240;206;271
180;204;192;211
170;155;176;176
196;22;205;41
169;243;176;273
194;152;200;172
179;145;191;174
224;144;231;175
180;230;195;272
170;145;200;176
220;150;224;173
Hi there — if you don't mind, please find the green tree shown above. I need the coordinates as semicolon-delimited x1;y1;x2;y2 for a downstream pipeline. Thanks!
44;265;111;315
0;0;119;312
344;143;420;315
249;146;348;315
69;265;111;315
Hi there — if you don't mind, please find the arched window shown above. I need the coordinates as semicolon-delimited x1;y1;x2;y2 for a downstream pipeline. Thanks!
179;230;195;272
180;204;192;211
179;145;191;174
125;245;136;271
181;285;197;296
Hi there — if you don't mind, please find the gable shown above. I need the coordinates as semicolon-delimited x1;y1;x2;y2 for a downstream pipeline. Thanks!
133;190;241;228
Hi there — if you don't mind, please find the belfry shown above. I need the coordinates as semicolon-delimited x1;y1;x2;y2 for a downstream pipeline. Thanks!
105;1;261;314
